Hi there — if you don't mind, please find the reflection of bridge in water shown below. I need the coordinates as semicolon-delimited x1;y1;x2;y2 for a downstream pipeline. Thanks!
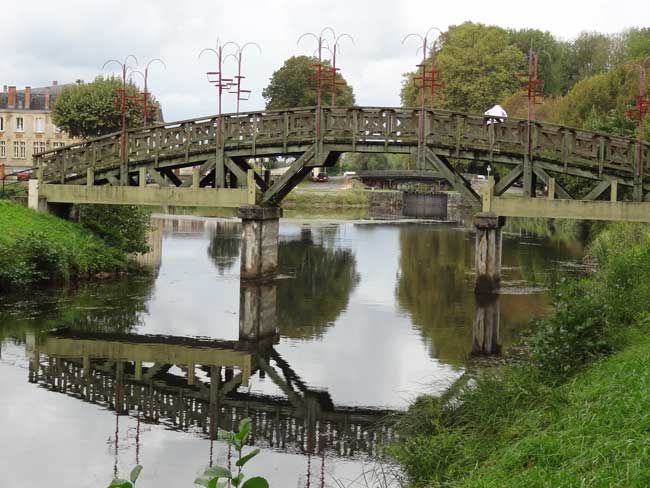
26;327;396;458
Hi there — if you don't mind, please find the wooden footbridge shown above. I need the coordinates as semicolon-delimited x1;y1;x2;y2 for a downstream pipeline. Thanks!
26;330;395;457
32;106;650;220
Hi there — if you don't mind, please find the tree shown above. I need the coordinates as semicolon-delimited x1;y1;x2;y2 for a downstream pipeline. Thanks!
507;28;570;96
52;76;155;251
560;32;613;93
401;22;525;113
52;76;158;138
262;55;355;109
557;61;649;139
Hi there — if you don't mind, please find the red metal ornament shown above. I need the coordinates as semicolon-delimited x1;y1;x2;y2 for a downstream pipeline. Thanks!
225;42;262;113
626;59;650;178
103;55;139;161
403;28;444;145
133;59;166;128
518;48;545;158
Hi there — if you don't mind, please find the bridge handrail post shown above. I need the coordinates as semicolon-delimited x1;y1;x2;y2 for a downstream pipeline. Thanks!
634;140;645;201
352;109;358;152
282;111;289;153
482;175;495;212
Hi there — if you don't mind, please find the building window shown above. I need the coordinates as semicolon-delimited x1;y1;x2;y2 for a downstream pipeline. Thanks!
35;117;45;133
52;142;64;149
33;141;46;155
0;141;5;158
0;117;4;132
16;117;24;132
13;141;26;159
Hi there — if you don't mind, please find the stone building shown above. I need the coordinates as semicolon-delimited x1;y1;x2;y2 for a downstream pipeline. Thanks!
0;82;78;175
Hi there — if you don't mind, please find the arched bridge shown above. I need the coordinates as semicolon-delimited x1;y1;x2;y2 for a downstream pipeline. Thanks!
32;106;650;216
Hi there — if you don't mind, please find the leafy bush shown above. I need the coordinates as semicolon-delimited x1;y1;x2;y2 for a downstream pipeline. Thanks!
79;204;151;254
195;418;268;488
106;419;269;488
0;202;126;291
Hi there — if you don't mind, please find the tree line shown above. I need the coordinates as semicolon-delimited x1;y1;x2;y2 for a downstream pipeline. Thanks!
51;23;650;173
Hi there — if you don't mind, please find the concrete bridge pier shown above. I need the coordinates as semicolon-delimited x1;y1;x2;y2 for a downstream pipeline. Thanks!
239;281;278;341
238;205;282;281
28;179;76;219
472;294;501;355
474;213;505;294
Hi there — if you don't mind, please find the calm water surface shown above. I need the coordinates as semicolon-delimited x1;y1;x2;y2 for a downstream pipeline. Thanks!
0;216;583;487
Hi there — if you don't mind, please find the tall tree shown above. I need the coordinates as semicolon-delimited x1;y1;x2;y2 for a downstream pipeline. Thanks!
561;32;613;92
557;61;650;140
262;55;355;109
52;76;159;138
507;28;569;96
401;22;525;113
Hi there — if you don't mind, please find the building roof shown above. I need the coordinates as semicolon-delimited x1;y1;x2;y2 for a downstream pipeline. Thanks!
0;83;75;111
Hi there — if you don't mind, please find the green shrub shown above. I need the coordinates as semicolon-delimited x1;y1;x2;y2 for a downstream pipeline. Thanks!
0;201;126;290
79;204;151;254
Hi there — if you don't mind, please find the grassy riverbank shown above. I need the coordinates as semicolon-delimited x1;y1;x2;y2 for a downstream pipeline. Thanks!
282;187;370;208
0;201;126;291
392;222;650;487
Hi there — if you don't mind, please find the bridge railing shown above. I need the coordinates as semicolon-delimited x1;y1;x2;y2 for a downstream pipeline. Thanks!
34;106;649;185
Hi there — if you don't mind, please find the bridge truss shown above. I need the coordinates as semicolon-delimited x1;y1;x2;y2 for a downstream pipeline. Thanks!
33;106;650;212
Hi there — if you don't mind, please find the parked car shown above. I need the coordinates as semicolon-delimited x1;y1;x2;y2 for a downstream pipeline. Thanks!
16;171;31;181
312;173;329;182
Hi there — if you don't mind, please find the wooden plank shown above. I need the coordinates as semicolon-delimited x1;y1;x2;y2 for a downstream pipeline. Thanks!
149;170;168;187
261;145;316;205
424;149;480;205
161;169;183;187
224;158;249;187
583;180;612;201
494;164;523;196
491;196;650;223
40;183;250;208
533;166;573;200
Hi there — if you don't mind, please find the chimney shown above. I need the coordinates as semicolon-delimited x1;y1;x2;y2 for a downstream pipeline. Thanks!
44;88;51;111
8;86;16;108
24;86;31;109
52;80;58;86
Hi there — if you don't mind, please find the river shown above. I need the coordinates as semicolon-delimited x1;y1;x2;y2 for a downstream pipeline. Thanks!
0;215;584;487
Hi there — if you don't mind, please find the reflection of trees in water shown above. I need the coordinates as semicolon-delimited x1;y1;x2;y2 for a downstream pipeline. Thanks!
0;276;156;342
395;227;475;364
207;222;241;275
501;232;585;287
276;227;360;340
395;227;565;365
503;218;585;285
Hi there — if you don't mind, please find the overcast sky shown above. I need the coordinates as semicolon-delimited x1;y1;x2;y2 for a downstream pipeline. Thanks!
2;0;649;121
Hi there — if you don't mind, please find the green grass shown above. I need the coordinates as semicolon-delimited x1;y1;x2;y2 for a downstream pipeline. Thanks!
282;187;370;208
0;200;126;290
461;331;650;487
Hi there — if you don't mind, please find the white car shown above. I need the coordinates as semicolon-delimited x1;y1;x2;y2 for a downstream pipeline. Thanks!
343;171;357;176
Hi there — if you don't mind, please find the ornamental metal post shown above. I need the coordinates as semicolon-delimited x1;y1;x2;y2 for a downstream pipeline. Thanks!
133;59;166;128
626;58;650;201
324;31;353;107
103;55;139;185
226;42;261;113
403;28;443;169
199;39;237;188
298;28;344;141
